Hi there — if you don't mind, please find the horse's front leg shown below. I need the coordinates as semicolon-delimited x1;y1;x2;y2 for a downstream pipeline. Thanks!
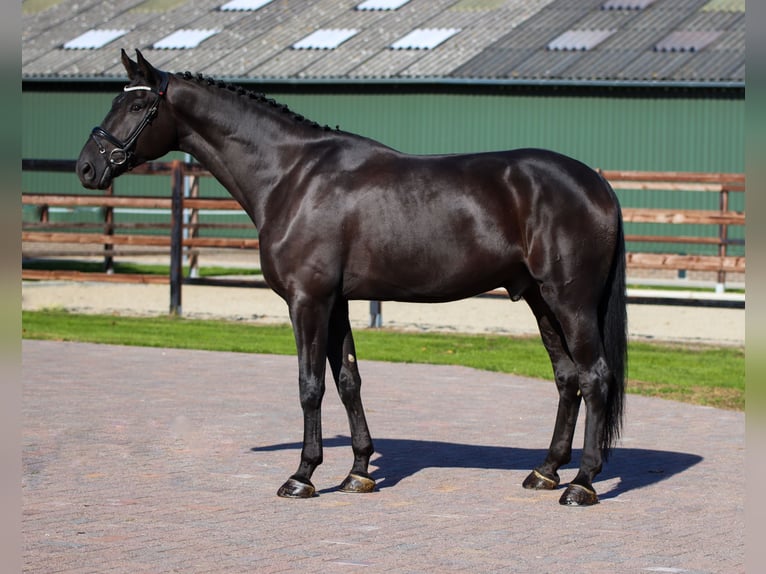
327;298;375;494
277;295;333;499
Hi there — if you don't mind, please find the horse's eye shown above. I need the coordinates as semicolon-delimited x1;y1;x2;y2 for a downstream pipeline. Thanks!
130;103;143;112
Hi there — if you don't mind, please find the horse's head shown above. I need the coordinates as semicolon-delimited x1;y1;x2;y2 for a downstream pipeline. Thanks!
77;50;177;189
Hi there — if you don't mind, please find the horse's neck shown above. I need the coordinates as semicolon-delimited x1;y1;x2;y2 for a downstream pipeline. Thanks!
168;79;309;229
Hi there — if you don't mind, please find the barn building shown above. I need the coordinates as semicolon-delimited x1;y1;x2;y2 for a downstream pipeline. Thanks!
22;0;745;276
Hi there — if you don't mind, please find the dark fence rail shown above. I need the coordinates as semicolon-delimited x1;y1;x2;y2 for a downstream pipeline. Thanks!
22;159;745;313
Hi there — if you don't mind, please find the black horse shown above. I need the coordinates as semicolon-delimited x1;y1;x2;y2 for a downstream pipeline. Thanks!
77;50;627;506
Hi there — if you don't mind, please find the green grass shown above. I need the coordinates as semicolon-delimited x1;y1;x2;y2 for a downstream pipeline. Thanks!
22;309;744;410
22;259;261;278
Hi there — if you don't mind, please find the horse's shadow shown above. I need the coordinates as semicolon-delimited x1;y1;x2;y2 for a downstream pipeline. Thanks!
251;435;702;500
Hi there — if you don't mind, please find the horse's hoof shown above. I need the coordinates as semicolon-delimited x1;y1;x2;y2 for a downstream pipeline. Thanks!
559;483;599;506
338;473;376;493
277;477;316;498
522;469;560;490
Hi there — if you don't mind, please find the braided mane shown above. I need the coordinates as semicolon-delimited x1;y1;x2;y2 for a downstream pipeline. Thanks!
177;71;337;132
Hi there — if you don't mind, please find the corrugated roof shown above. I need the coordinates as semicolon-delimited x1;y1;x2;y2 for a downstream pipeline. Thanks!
701;0;745;11
450;0;743;84
601;0;656;10
132;0;189;12
21;0;744;86
450;0;508;9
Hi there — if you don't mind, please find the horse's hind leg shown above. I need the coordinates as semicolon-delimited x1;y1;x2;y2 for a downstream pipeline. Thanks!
530;288;613;506
522;290;582;492
327;298;375;493
558;319;612;506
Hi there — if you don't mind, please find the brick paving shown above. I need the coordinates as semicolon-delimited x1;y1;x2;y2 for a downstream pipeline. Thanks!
23;340;744;573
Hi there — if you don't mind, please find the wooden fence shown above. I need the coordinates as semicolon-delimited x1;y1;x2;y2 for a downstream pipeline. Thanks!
599;169;745;285
22;159;745;313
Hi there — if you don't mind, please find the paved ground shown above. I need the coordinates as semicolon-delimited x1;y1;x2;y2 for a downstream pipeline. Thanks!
23;340;744;573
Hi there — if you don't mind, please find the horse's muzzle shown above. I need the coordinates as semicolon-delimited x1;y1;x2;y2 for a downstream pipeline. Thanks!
76;158;111;190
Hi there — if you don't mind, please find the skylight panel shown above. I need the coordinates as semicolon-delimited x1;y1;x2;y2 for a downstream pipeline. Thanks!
356;0;410;9
390;28;460;50
292;29;359;50
219;0;273;11
546;29;616;51
153;29;218;49
63;29;128;50
601;0;655;9
654;30;723;52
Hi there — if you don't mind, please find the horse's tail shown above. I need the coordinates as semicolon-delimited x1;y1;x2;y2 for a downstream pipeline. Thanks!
599;190;628;461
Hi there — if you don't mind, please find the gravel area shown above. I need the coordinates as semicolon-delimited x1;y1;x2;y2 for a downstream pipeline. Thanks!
21;279;744;347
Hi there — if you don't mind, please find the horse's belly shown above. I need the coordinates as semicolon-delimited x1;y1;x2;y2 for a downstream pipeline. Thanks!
342;256;525;303
340;199;526;302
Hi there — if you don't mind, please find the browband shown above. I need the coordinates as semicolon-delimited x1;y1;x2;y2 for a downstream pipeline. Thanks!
123;70;169;96
124;85;154;93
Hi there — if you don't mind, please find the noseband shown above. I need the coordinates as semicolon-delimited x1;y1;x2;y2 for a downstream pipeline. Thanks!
90;71;169;168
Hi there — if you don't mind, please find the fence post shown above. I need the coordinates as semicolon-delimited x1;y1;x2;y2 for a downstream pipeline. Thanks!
103;183;114;274
170;161;184;315
369;301;382;328
186;171;200;278
717;187;729;294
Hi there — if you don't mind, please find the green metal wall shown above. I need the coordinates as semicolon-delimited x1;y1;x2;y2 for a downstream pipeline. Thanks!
22;88;745;172
22;88;744;254
276;91;744;173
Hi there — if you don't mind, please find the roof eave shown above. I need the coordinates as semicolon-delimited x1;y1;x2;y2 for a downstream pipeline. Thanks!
22;74;745;91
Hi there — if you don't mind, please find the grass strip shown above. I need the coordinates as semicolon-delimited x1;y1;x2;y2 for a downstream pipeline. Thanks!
21;310;744;410
22;259;261;278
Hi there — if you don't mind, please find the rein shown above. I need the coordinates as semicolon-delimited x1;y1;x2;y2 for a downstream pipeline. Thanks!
90;71;169;168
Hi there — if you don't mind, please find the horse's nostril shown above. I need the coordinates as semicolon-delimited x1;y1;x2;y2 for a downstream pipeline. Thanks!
78;161;94;181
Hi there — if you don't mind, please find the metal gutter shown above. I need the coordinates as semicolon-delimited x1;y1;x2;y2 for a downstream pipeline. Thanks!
243;76;746;91
22;74;745;91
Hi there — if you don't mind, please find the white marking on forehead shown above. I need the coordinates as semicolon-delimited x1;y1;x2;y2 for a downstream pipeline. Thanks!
123;85;154;93
347;354;356;363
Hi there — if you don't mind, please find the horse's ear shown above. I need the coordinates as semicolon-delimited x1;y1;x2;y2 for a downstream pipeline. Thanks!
121;49;140;80
135;49;161;86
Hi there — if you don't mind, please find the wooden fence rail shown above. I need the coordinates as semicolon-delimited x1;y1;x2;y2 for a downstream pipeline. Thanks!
599;169;745;288
22;159;745;313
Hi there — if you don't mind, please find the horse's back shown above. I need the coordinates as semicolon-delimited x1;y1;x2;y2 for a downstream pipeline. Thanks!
330;146;619;302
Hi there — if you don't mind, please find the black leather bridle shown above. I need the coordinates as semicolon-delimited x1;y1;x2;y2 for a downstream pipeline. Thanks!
90;71;169;168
